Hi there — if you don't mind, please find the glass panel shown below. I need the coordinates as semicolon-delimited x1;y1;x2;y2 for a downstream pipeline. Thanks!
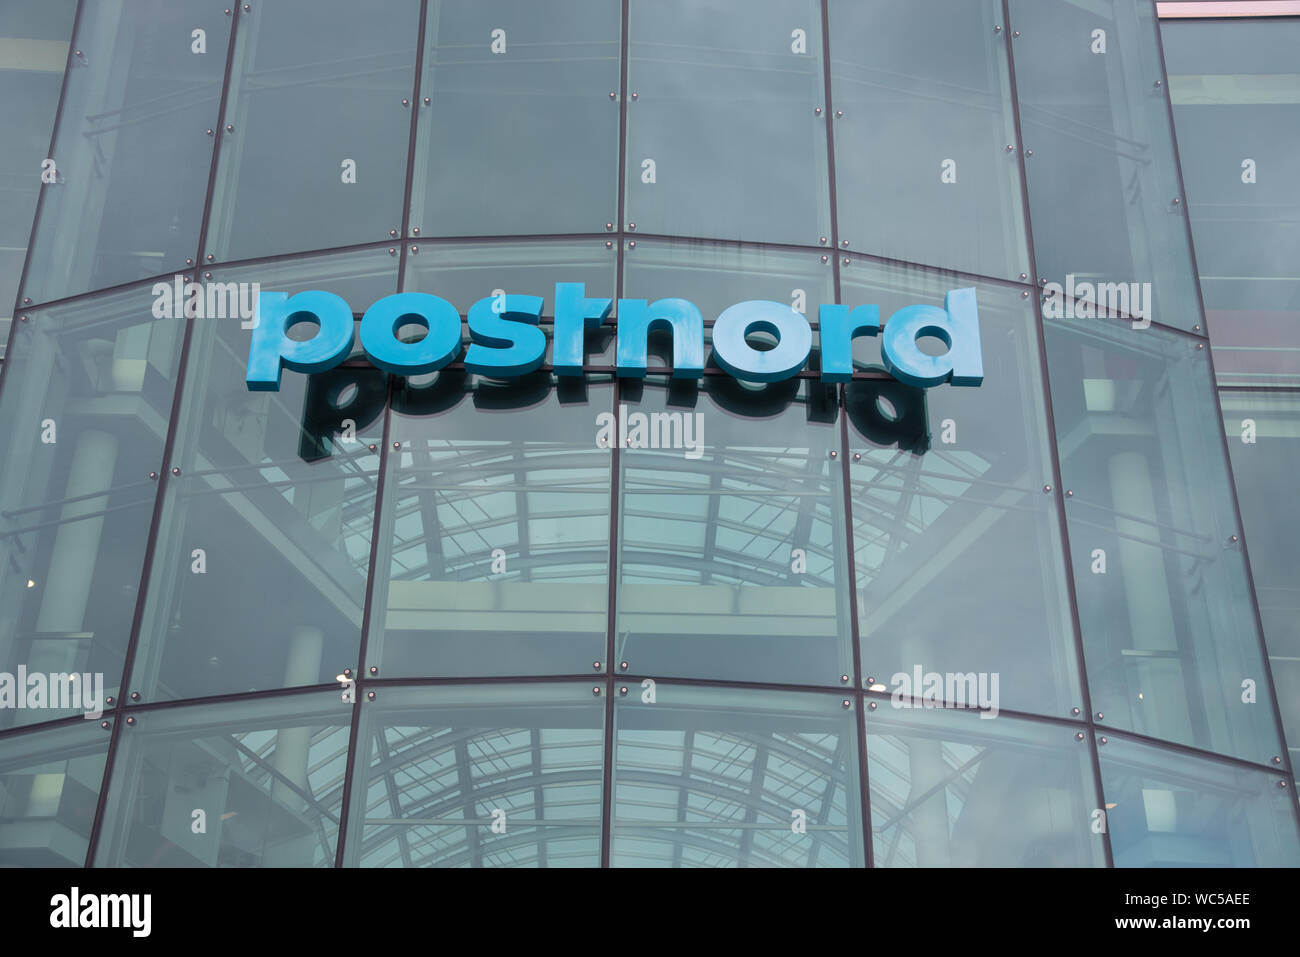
1045;315;1281;763
0;282;185;728
368;374;612;679
843;265;1081;719
622;238;833;323
0;722;108;866
1098;733;1300;867
828;0;1029;280
205;0;420;262
411;0;620;237
343;683;604;867
404;240;617;319
21;0;229;304
1221;392;1300;761
615;377;851;687
864;705;1104;866
1163;19;1300;386
1010;0;1201;333
612;684;862;866
128;249;397;702
0;0;78;350
93;691;350;867
624;0;830;245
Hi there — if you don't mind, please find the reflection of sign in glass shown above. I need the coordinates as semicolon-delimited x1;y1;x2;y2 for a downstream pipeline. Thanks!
246;284;983;392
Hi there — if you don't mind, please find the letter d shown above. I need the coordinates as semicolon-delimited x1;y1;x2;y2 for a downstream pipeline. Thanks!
246;290;354;391
880;287;983;388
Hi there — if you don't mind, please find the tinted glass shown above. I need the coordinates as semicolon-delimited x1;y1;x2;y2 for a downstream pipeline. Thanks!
624;0;830;244
1164;19;1300;385
1221;392;1300;757
0;0;77;349
1099;732;1300;867
128;250;397;702
615;377;852;687
1010;0;1201;333
611;683;864;866
843;264;1081;718
411;0;620;237
0;721;108;866
343;683;604;867
828;0;1029;280
205;0;420;261
865;705;1104;866
367;375;613;678
1046;315;1282;764
21;0;228;304
0;282;185;728
94;691;350;867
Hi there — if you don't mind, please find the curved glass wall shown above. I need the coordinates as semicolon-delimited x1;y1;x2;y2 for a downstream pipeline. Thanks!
0;0;1295;868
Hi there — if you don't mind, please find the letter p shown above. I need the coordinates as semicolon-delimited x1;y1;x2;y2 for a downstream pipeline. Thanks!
246;290;355;391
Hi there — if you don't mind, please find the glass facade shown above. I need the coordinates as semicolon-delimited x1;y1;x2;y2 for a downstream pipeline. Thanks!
0;0;1296;869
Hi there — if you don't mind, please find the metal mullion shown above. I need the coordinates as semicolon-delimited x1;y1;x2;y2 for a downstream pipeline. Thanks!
334;0;429;867
81;0;244;868
818;0;872;869
1002;0;1112;867
333;372;397;869
599;0;630;869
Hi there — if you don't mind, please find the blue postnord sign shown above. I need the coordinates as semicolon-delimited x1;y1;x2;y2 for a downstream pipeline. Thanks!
244;284;984;391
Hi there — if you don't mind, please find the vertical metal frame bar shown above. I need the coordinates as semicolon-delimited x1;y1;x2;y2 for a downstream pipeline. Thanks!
83;0;244;866
1001;0;1114;867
